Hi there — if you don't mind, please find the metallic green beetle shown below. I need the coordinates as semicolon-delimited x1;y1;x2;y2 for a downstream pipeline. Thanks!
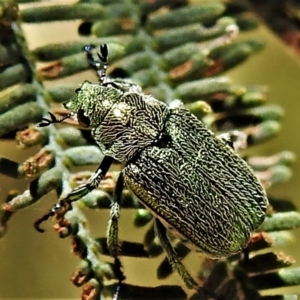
35;44;268;290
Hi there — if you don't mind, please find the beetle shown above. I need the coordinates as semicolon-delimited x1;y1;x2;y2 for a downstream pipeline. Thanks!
35;44;268;290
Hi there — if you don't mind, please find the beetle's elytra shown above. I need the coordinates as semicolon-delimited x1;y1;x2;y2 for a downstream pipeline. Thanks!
36;44;268;290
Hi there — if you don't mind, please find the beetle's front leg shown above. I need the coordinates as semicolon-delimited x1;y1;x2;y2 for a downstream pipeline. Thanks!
107;172;124;257
34;156;114;232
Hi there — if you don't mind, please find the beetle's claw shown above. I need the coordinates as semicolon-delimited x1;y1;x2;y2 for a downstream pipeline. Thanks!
34;211;54;233
34;221;45;233
34;199;71;233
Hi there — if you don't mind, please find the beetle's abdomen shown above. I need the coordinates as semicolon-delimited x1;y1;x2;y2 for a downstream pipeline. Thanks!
124;108;268;258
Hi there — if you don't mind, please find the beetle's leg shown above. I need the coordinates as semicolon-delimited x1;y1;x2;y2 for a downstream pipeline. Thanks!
34;156;114;232
154;218;199;291
107;172;124;257
112;257;125;300
242;247;249;263
107;175;125;300
217;130;247;151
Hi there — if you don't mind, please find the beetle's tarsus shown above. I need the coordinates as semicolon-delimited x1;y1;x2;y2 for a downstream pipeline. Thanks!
34;210;55;233
34;188;89;233
57;199;71;215
34;199;71;233
112;257;125;300
34;219;45;233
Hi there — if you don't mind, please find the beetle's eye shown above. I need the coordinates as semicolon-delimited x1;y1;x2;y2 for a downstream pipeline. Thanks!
77;108;90;128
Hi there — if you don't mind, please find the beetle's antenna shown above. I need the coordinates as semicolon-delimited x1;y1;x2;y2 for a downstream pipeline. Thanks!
38;112;74;127
83;44;108;85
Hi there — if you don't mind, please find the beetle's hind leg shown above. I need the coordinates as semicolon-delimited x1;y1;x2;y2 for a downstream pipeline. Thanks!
154;218;200;291
107;172;124;257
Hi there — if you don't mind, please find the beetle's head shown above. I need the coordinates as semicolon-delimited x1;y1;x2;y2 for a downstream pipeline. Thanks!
65;80;123;128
